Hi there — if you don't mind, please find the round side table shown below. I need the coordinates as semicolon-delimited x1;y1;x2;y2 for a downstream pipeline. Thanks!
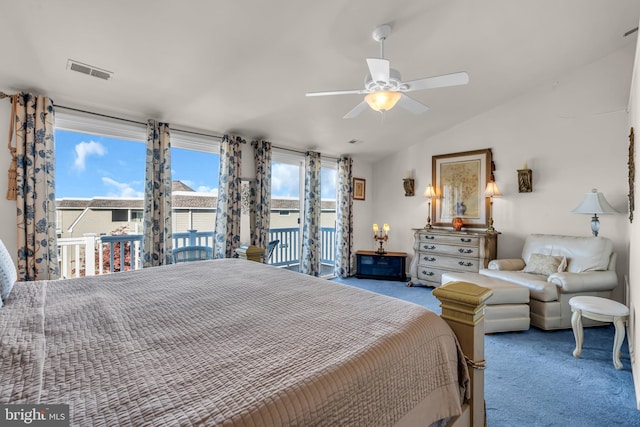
569;296;630;370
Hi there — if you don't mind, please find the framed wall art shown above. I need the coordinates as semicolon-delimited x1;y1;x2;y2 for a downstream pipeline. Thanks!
629;127;635;223
353;177;366;201
432;149;492;228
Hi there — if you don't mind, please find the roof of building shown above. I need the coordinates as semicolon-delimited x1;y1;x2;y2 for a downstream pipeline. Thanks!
172;181;195;192
57;181;336;210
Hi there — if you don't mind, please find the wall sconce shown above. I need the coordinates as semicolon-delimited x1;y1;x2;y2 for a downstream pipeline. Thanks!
571;188;618;236
423;184;437;229
373;223;389;254
403;170;415;196
484;181;502;233
518;162;532;193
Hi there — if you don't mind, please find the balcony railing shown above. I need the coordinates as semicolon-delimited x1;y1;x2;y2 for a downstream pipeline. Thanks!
58;227;336;277
268;227;335;267
173;229;215;248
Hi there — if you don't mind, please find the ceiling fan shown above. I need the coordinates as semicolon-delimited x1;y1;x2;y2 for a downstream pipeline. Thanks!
306;25;469;119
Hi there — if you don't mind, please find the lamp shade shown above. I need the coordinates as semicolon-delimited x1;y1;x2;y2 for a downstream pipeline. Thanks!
571;189;618;215
365;91;401;112
423;184;437;199
484;181;502;197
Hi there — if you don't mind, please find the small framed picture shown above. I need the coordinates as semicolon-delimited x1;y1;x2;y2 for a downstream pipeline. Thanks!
353;177;366;201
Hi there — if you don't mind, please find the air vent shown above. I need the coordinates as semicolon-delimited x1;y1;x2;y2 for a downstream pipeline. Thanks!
67;59;113;81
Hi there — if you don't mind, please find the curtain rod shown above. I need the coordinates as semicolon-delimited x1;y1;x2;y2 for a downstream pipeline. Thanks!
271;144;338;161
55;105;225;141
1;91;339;160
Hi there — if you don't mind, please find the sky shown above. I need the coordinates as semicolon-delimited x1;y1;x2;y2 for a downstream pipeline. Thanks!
54;130;337;199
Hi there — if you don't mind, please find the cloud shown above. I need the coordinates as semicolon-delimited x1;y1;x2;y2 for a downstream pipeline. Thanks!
102;177;143;198
196;186;218;195
271;163;300;197
73;141;106;171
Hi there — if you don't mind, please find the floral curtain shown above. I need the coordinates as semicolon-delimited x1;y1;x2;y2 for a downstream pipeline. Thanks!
334;156;354;277
11;92;59;281
250;140;272;259
300;151;321;276
143;120;172;267
214;134;243;259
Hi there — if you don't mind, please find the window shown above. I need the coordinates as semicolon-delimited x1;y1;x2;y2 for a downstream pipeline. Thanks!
55;110;220;252
170;145;219;235
131;210;143;222
111;210;128;222
55;111;220;240
269;151;337;276
55;128;145;239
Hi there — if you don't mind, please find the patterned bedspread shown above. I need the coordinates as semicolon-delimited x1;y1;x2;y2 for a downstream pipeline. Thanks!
0;258;468;426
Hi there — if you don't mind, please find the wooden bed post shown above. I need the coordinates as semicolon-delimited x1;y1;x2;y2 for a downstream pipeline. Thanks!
433;281;492;427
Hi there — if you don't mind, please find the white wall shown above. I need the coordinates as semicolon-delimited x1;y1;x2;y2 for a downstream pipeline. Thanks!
627;18;640;410
0;100;16;265
350;159;374;256
364;45;635;306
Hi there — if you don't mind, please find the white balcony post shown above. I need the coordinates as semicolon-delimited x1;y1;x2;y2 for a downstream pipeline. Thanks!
83;233;96;276
98;238;105;275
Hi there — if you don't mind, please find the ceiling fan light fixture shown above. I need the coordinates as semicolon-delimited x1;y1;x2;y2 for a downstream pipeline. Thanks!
365;91;401;112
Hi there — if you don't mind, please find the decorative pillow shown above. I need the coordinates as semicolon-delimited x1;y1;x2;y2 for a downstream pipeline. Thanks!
0;240;17;305
523;253;567;276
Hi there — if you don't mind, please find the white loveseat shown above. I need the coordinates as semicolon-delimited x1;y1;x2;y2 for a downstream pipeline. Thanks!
479;234;618;330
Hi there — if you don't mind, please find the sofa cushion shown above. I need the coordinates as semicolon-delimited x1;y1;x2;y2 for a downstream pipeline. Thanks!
523;253;566;276
479;269;559;302
522;234;613;273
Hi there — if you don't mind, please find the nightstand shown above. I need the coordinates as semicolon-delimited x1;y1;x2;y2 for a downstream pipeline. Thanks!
356;250;407;281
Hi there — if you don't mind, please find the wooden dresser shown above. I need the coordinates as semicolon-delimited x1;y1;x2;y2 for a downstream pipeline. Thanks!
408;228;498;287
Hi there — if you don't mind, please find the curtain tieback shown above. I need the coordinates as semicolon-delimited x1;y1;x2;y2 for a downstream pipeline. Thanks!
6;95;16;200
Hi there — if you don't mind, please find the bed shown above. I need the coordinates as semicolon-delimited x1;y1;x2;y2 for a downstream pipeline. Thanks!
0;258;490;426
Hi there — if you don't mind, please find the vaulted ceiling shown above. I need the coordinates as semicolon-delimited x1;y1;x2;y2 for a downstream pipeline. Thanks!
2;0;639;162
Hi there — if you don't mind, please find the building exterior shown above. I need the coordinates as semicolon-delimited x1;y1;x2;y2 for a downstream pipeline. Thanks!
56;181;336;239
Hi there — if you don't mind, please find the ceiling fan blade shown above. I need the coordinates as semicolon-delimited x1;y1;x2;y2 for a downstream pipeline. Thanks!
397;94;429;114
306;89;366;97
366;58;390;83
343;100;369;119
403;71;469;92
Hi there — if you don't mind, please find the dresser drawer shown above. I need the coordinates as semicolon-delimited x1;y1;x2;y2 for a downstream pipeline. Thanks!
415;242;480;257
415;265;457;285
416;254;479;272
419;233;480;247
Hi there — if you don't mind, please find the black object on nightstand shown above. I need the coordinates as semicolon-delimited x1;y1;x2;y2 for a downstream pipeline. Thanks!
356;250;407;281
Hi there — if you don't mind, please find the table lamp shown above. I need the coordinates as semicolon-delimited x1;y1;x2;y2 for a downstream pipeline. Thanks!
571;189;618;236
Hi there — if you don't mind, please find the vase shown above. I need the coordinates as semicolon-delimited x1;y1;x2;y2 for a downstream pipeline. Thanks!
452;217;463;231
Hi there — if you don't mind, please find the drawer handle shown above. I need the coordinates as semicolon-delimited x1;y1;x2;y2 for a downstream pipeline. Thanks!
423;245;436;250
458;261;474;267
424;235;435;240
458;248;474;254
423;256;436;262
460;238;472;243
421;271;435;276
